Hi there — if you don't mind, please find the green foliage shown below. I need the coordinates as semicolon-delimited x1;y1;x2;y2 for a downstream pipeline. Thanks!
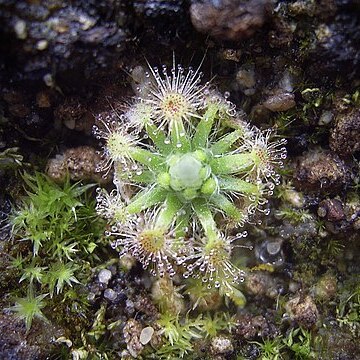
9;172;105;331
201;312;236;338
0;147;24;170
45;261;80;297
276;207;313;225
252;327;315;360
95;60;286;301
325;239;345;257
336;281;360;336
156;311;233;359
252;336;284;360
8;289;48;332
341;88;360;106
284;328;314;359
19;260;47;285
156;312;204;359
11;172;94;257
185;277;222;310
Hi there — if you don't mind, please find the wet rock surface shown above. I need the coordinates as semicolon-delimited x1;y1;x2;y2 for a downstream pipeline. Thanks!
190;0;272;41
0;313;63;360
285;295;319;329
293;149;352;193
46;145;109;183
235;313;279;340
330;108;360;156
0;0;128;79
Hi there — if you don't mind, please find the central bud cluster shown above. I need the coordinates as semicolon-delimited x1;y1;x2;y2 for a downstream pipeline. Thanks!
166;151;213;200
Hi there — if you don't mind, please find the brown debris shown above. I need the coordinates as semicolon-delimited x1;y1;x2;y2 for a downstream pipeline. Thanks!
123;319;144;358
54;97;95;135
235;313;278;340
317;198;345;222
330;108;360;157
293;149;352;193
285;294;319;329
46;145;109;183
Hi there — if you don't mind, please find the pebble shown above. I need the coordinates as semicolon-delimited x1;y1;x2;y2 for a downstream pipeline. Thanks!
98;269;112;284
210;335;234;355
263;92;296;112
236;68;256;89
318;110;333;125
46;145;109;183
294;148;351;193
14;20;27;39
104;288;117;301
330;108;360;156
139;326;154;345
285;295;319;329
36;39;48;51
190;0;271;41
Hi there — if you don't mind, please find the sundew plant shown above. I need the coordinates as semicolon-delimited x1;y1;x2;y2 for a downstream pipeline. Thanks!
94;58;287;300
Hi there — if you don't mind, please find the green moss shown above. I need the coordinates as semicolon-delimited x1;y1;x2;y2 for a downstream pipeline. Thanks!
155;311;234;359
251;327;316;360
8;172;106;332
8;289;48;333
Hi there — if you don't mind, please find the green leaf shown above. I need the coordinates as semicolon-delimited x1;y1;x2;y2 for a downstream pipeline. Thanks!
126;186;168;214
210;153;253;175
192;104;218;149
209;193;244;223
210;129;244;155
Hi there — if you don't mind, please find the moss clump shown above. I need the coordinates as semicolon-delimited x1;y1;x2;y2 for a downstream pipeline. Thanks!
8;172;106;332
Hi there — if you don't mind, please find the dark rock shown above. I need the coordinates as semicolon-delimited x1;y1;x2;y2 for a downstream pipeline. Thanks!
0;0;129;80
235;313;278;340
133;0;184;18
330;108;360;156
132;0;190;46
268;15;294;48
293;149;352;194
306;2;360;80
318;326;360;360
190;0;272;41
285;294;319;329
133;294;158;317
317;198;345;222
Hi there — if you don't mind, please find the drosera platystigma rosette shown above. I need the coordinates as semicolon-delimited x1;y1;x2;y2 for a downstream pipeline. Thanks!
93;58;287;303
